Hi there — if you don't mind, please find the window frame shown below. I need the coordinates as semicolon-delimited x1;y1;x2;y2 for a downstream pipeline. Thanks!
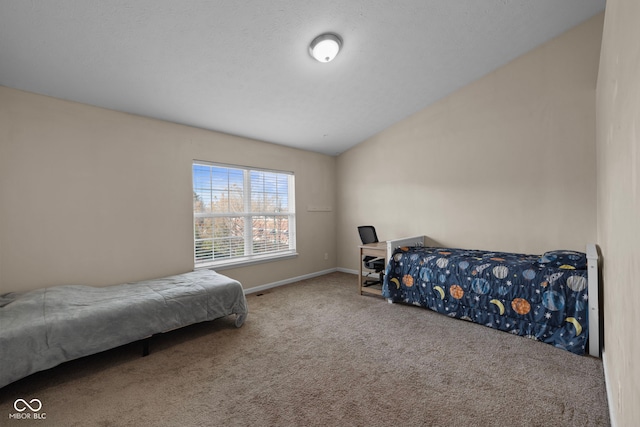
192;160;297;270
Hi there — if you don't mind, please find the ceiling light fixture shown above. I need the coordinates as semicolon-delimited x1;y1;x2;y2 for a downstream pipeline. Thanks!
309;33;342;63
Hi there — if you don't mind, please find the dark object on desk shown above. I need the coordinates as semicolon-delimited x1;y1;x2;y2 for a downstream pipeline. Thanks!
358;225;386;286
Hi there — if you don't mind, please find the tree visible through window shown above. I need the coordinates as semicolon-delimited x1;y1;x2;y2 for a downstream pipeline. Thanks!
193;162;296;266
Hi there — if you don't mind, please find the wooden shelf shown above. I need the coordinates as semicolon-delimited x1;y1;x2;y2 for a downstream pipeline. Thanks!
360;282;382;296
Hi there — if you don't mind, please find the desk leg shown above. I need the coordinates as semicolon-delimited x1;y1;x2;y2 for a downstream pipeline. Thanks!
358;248;363;295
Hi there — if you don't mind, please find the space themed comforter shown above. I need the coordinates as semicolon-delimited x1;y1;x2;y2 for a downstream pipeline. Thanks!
382;246;589;355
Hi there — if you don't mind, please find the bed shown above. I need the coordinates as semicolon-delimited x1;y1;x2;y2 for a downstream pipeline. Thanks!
381;239;600;356
0;269;248;388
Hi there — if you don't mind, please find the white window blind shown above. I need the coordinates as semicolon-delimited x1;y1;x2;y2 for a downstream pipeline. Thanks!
193;161;296;267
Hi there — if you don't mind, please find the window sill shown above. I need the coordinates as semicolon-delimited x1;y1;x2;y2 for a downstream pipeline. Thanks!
195;252;298;271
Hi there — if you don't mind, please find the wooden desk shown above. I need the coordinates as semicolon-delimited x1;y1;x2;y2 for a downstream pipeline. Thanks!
357;236;426;297
358;241;387;296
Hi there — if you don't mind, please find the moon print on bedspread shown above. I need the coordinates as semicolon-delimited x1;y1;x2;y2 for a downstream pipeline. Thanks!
381;246;589;355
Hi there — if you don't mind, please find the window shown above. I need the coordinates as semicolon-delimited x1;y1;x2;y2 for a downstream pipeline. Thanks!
193;161;296;268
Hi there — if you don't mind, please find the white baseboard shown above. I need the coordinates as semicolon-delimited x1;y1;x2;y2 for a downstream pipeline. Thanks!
244;268;339;294
336;267;358;275
602;350;617;427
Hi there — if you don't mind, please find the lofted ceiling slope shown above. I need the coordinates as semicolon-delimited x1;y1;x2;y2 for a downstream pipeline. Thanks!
0;1;605;155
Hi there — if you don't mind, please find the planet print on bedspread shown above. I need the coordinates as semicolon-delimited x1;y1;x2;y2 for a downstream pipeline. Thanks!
383;246;589;355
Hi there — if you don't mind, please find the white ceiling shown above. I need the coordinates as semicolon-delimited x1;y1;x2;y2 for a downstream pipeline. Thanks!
0;1;605;156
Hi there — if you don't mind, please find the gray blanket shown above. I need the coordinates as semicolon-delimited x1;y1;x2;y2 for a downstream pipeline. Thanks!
0;270;247;388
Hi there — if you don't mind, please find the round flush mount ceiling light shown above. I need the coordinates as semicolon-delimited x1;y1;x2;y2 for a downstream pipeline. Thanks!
309;33;342;63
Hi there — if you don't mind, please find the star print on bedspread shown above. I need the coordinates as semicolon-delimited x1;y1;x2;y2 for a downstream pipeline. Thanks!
382;246;589;355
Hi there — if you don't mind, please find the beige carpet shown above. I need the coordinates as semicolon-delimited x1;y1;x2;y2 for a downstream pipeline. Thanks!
0;272;609;426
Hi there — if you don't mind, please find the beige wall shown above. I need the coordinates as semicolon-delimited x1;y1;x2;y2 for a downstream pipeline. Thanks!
337;14;603;272
5;10;636;422
0;86;336;292
596;0;640;424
